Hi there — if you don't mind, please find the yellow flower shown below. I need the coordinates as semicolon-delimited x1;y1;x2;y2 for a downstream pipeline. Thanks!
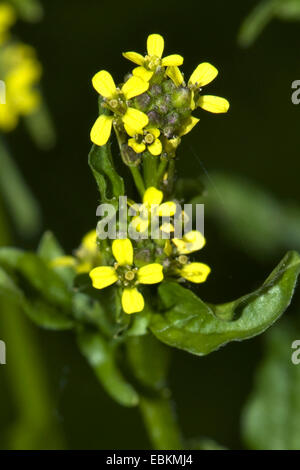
131;187;177;233
89;238;164;314
179;262;211;283
0;43;42;131
51;230;100;273
172;230;206;254
123;33;183;81
167;63;230;113
0;3;15;45
90;70;149;146
127;126;162;156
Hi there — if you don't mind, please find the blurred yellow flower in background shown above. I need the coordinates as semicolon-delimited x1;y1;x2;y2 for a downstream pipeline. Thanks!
0;42;42;131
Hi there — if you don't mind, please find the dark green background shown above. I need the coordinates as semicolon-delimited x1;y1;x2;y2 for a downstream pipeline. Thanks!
1;0;300;449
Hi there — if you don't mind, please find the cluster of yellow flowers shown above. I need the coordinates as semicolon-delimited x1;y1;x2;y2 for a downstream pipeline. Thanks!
0;2;42;131
90;33;229;160
52;34;230;315
53;188;210;315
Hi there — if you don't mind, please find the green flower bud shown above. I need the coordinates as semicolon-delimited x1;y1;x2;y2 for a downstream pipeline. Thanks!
155;95;171;115
162;79;176;94
172;87;191;108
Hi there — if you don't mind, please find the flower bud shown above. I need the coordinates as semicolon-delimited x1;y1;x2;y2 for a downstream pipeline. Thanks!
148;84;162;97
155;95;170;115
147;109;163;127
162;79;176;94
134;92;151;112
172;87;190;108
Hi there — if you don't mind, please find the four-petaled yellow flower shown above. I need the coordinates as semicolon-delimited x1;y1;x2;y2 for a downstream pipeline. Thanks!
127;126;162;156
131;186;177;233
123;33;183;82
89;238;164;314
0;43;42;131
91;70;149;146
51;229;100;273
167;63;230;113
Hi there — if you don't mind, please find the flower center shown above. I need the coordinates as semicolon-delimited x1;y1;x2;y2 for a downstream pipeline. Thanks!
144;132;154;145
125;270;135;281
178;255;188;265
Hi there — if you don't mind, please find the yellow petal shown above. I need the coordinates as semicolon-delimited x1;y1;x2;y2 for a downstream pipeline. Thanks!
92;70;116;98
122;51;144;66
89;266;118;289
190;90;196;110
173;231;206;254
189;63;218;87
51;256;76;268
131;216;149;233
122;287;144;314
128;138;146;153
160;222;175;233
166;66;184;87
122;76;149;100
124;123;142;137
162;55;184;67
143;187;163;206
180;116;200;136
164;240;173;256
137;263;164;284
157;201;177;216
148;128;160;138
90;115;113;146
147;34;164;58
82;230;98;252
148;138;162;156
112;238;133;266
180;263;211;283
76;262;93;274
197;95;230;114
133;66;153;82
122;107;149;131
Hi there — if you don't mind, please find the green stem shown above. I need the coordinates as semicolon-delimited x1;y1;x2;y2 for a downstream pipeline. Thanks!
0;197;64;449
155;158;168;187
139;395;183;450
129;166;145;199
143;153;157;188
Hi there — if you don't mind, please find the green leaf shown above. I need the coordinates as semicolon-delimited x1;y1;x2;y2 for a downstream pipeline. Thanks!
0;267;23;302
276;0;300;20
150;251;300;356
37;231;75;285
77;329;139;407
18;253;72;310
22;299;74;330
0;139;41;237
89;97;124;205
237;0;278;47
242;321;300;449
37;231;65;261
89;144;124;206
0;247;24;269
